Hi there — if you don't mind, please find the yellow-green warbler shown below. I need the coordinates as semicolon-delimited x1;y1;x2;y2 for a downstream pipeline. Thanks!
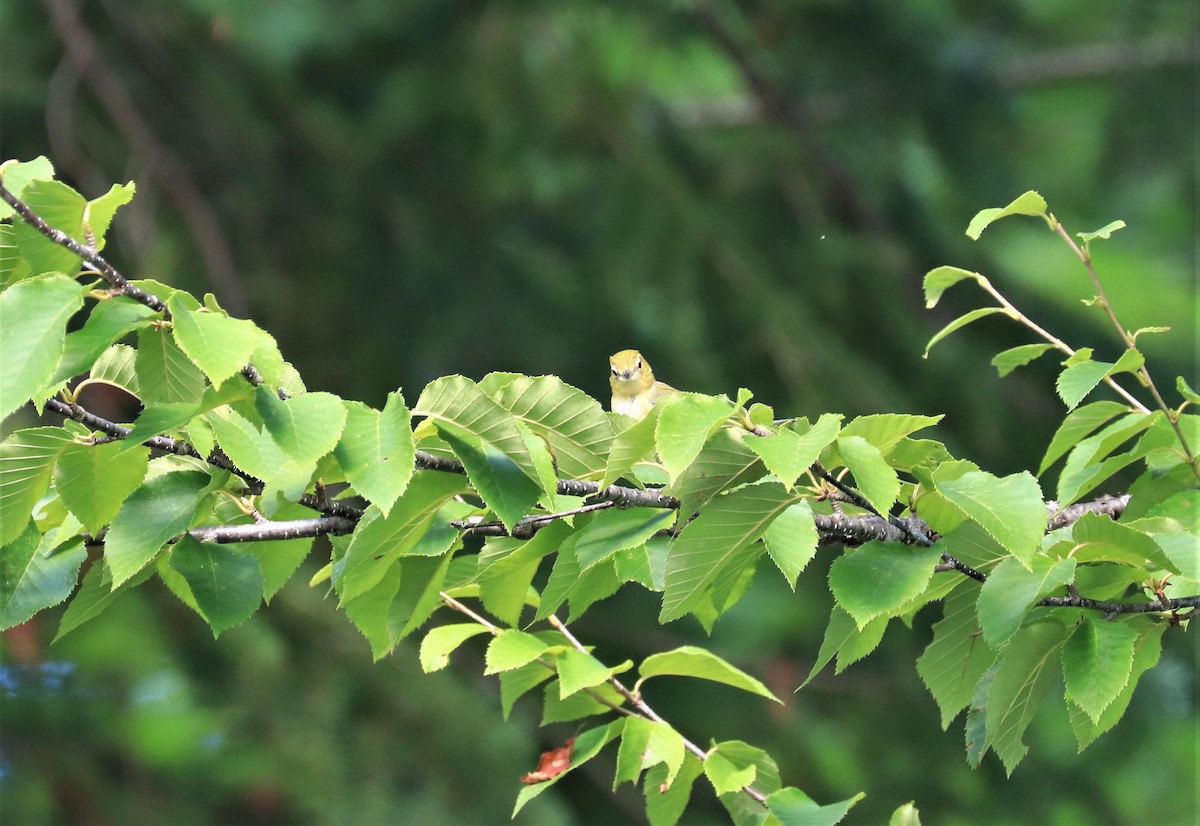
609;349;677;419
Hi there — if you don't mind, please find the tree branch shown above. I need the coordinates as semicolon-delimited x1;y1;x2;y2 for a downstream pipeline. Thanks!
188;516;356;544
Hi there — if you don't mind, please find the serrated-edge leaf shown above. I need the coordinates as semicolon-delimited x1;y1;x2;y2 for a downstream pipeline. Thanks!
484;629;550;675
0;274;85;421
1061;617;1138;722
923;307;1010;358
638;645;780;702
419;623;490;672
916;584;995;728
1039;401;1130;475
985;621;1071;774
0;426;75;545
936;471;1045;566
965;191;1048;239
992;344;1055;378
827;541;943;629
168;535;264;637
0;521;87;629
836;435;900;516
334;394;415;516
976;556;1076;648
923;266;980;308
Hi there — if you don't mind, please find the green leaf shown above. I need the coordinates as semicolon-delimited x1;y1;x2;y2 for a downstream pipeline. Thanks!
704;748;756;796
333;394;414;516
104;470;210;586
0;274;85;421
602;406;660;487
1056;359;1114;411
922;266;981;308
540;679;624;724
484;630;549;675
556;647;622;698
916;584;995;728
418;622;490;672
992;344;1055;378
81;181;136;250
769;787;865;826
0;426;75;545
637;645;779;702
168;535;264;637
889;802;922;826
1068;512;1171;569
87;343;140;399
644;754;704;826
1056;412;1160;505
135;326;207;404
52;297;158;385
713;741;782;820
0;156;55;219
1177;375;1200;404
977;556;1076;648
54;443;149;534
1076;220;1125;245
965;191;1048;239
0;520;87;630
574;507;675;571
1068;623;1164;750
204;405;285;482
615;716;655;788
655;393;736;483
1039;401;1130;475
12;180;87;275
836;435;900;515
488;374;614;480
168;295;260;386
53;558;152;642
985;621;1071;774
763;500;819;590
614;537;669;591
668;427;767;518
660;482;797;623
500;661;553;720
923;307;1010;358
745;413;842;489
1062;617;1138;723
336;472;467;599
622;719;686;788
827;541;943;629
935;471;1044;567
255;386;347;466
839;414;941;455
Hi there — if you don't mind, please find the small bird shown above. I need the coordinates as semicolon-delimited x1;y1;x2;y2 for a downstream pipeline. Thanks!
609;349;677;419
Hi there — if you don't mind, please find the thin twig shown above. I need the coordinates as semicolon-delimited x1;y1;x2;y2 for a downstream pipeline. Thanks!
547;614;771;807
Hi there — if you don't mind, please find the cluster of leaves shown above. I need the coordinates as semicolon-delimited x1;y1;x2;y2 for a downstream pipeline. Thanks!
1;159;1195;824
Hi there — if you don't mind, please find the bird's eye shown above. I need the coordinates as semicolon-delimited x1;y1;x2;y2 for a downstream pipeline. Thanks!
611;367;619;377
635;357;642;369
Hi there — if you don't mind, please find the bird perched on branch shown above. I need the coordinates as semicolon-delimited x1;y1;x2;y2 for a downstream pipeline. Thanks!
609;349;677;419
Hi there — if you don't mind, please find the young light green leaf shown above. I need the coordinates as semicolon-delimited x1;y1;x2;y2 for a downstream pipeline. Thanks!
714;741;783;822
334;394;415;516
836;435;900;515
87;343;141;399
655;393;736;483
639;720;686;787
11;180;88;275
168;535;264;637
745;413;842;489
0;274;85;421
168;295;260;386
763;500;819;590
540;679;624;725
601;406;660;488
916;584;995;728
889;802;922;826
255;387;347;467
768;787;865;826
827;541;943;629
105;470;210;587
484;629;550;675
1056;358;1114;411
1177;375;1200;404
965;190;1048;239
500;661;554;720
488;374;615;480
615;717;655;788
704;749;756;795
991;344;1055;378
985;621;1072;775
644;755;705;826
419;623;490;672
81;181;136;250
660;482;797;623
1062;617;1138;722
1076;220;1125;245
935;471;1044;567
136;326;206;404
839;413;940;455
574;507;675;571
1039;401;1130;475
336;472;467;599
1068;512;1171;569
54;442;149;534
923;307;1010;358
53;298;158;385
0;156;55;219
637;645;779;702
556;647;624;699
923;266;981;308
1056;412;1160;505
976;556;1075;648
0;426;75;545
0;521;87;630
204;405;286;482
53;558;152;642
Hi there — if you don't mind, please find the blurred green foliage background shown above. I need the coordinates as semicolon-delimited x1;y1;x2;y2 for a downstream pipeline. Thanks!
1;0;1196;823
